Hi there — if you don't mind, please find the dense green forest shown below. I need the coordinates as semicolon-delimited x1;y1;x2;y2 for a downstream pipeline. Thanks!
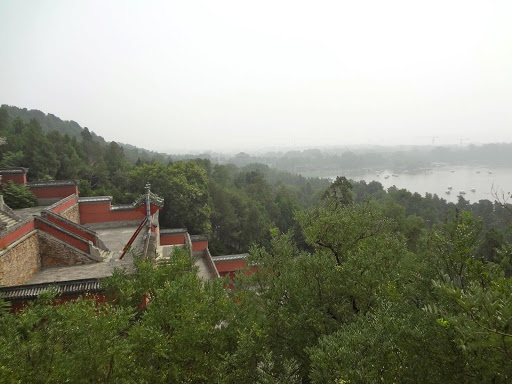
1;107;512;382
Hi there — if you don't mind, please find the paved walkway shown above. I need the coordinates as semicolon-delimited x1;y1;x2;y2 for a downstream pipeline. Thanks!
193;252;212;280
14;205;50;220
27;260;135;283
28;225;145;284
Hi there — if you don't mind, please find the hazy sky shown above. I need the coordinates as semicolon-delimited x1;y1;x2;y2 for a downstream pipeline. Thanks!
1;0;511;153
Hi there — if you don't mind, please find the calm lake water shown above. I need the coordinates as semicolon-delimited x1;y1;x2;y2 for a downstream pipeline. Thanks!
327;166;512;203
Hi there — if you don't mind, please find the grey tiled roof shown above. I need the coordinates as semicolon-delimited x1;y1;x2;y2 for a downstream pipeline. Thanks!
27;180;77;187
211;253;249;262
110;204;138;211
133;192;164;208
0;278;102;301
160;228;188;234
0;167;29;174
45;194;77;211
78;196;113;203
190;235;208;241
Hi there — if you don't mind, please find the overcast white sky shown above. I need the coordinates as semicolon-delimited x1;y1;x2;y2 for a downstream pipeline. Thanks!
1;0;511;153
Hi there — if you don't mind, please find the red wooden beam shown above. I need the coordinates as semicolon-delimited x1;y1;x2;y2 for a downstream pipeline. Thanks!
119;217;148;260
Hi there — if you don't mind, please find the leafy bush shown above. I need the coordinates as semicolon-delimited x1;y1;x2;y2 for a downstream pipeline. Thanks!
1;180;37;209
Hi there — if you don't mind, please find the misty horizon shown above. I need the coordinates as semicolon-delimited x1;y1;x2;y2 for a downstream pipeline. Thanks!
1;1;511;153
4;103;512;156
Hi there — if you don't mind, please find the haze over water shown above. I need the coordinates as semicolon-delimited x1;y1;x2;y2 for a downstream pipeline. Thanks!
335;166;512;203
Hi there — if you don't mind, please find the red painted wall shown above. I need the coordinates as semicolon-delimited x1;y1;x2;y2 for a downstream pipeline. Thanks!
50;196;77;214
2;174;26;185
45;214;95;242
215;260;249;277
0;221;36;248
79;202;111;224
215;261;257;281
192;240;208;252
79;204;145;224
79;202;161;224
149;203;161;215
160;234;186;245
36;221;89;252
109;206;146;222
30;185;78;199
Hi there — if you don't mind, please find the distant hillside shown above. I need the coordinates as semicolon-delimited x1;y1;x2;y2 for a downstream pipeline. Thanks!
0;104;170;163
1;105;102;141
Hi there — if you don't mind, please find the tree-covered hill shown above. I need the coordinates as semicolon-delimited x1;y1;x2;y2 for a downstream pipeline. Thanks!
0;104;171;164
1;105;103;141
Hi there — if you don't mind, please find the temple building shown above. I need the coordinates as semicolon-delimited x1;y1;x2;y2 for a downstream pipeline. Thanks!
0;167;248;309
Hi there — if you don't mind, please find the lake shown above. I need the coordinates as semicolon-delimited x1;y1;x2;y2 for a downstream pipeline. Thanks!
325;166;512;203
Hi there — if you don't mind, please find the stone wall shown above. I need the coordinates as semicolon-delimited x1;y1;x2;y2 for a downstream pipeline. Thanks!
59;203;80;224
0;231;40;286
38;232;96;267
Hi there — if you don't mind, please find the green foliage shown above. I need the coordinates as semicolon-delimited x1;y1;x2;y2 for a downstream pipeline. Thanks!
22;119;59;179
227;204;411;379
127;162;212;234
1;197;512;382
308;302;466;384
0;249;235;383
478;227;505;262
0;291;133;383
322;175;353;207
226;203;512;382
431;275;512;382
0;151;24;167
1;180;37;209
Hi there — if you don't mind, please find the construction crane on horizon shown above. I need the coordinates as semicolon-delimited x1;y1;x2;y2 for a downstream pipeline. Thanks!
416;136;440;145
